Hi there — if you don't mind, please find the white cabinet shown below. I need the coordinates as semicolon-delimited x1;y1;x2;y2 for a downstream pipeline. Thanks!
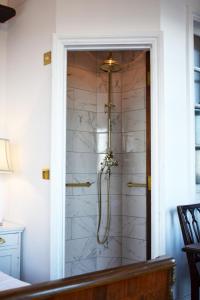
0;222;24;279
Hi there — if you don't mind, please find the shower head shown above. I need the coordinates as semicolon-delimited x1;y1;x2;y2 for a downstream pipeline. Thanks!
100;53;121;72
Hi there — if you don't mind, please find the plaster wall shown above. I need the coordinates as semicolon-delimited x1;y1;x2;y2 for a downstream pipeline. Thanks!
56;0;160;35
0;20;7;221
4;0;56;283
160;0;200;298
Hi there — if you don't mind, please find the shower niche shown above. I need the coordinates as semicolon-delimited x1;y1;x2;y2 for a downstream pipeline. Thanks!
65;50;151;277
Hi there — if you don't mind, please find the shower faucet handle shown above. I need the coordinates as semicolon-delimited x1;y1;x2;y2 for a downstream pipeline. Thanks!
104;103;115;113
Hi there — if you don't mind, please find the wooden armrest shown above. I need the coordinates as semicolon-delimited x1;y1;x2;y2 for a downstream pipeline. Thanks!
182;243;200;254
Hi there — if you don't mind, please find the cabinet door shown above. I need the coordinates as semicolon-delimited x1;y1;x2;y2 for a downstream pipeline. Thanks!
0;249;20;279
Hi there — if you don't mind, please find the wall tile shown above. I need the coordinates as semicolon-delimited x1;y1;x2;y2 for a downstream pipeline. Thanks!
68;66;96;92
122;131;145;153
66;237;97;262
66;131;96;153
97;112;122;133
67;88;74;109
71;258;96;276
67;109;96;132
66;195;97;217
122;216;146;240
97;72;121;93
65;218;72;240
122;258;138;265
123;153;146;174
96;257;122;271
122;110;146;132
72;216;97;239
122;195;146;218
122;67;146;92
66;152;97;173
73;51;97;72
122;88;145;112
65;262;72;277
122;51;146;71
76;89;97;112
122;237;146;261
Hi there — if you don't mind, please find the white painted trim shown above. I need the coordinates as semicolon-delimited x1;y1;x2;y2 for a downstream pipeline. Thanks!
50;35;67;279
186;8;197;202
50;34;164;279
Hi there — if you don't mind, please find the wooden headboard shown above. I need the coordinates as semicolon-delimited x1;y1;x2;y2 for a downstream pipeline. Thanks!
0;256;175;300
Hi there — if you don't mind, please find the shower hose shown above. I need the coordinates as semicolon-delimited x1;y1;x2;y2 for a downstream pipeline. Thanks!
97;166;111;245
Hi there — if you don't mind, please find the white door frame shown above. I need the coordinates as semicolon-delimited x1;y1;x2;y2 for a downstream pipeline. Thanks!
50;33;164;279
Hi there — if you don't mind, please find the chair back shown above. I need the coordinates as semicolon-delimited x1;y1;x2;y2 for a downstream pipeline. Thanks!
177;204;200;245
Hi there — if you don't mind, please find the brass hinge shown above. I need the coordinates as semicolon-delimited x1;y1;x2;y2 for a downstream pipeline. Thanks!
148;175;151;191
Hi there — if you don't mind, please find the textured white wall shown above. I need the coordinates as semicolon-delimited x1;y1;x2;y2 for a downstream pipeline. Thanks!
4;0;56;283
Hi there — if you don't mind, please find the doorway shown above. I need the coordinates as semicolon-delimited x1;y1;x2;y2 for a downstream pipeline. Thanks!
65;49;151;276
50;36;161;280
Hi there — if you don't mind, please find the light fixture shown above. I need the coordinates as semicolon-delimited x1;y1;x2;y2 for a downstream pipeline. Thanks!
0;139;12;173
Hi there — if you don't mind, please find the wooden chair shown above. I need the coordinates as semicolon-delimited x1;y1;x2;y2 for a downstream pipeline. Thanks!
177;204;200;300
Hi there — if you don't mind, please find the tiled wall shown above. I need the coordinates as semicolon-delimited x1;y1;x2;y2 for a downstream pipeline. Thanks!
65;50;147;277
66;52;98;276
121;51;147;263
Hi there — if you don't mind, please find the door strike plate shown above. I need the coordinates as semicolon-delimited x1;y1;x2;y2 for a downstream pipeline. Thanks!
43;51;51;65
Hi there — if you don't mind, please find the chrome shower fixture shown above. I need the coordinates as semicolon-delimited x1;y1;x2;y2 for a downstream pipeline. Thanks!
97;53;121;245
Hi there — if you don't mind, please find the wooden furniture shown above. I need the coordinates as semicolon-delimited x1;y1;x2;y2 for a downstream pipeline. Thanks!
0;222;24;279
0;256;175;300
177;204;200;300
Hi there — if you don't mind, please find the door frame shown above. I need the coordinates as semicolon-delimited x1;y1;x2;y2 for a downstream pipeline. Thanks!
50;34;164;279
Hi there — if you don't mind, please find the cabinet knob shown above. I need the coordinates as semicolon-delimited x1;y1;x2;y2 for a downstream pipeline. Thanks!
0;237;6;244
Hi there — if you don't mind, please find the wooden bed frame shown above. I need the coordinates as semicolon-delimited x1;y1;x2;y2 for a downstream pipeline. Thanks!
0;256;175;300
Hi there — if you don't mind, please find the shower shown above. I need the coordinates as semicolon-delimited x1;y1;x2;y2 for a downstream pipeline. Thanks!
97;53;121;244
66;49;149;276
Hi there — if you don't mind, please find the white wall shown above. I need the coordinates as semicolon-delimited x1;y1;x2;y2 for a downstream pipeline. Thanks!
4;0;56;283
160;0;200;299
0;13;8;221
56;0;160;35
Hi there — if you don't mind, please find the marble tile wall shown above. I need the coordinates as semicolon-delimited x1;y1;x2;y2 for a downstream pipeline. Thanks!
121;51;147;263
65;51;98;277
65;50;147;277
